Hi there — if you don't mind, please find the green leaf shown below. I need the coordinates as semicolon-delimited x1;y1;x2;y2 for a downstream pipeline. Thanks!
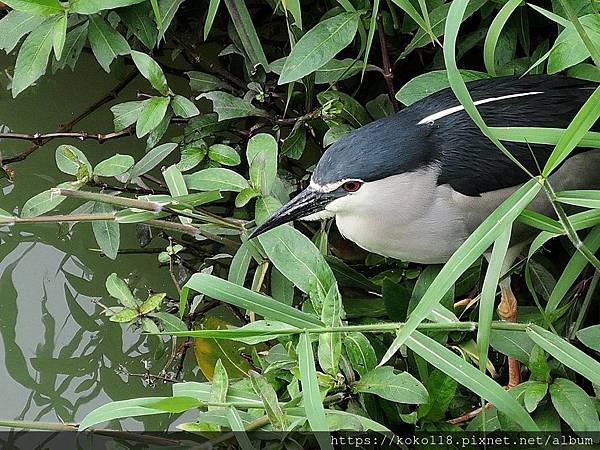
177;144;207;171
545;225;600;314
226;407;255;450
111;101;144;131
381;179;541;365
208;144;240;166
51;12;66;60
171;95;200;118
12;18;55;97
258;225;336;295
92;202;120;260
489;329;534;364
163;164;190;224
249;370;287;430
542;86;600;176
94;154;135;177
52;21;88;71
318;284;343;375
184;273;323;328
246;133;277;195
55;144;92;176
145;396;201;413
109;308;139;322
184;168;250;192
21;181;80;217
119;3;157;49
523;381;547;413
199;91;267;121
407;331;538;430
106;273;139;309
228;243;252;286
78;397;170;430
223;0;268;72
395;70;490;106
70;0;145;14
576;325;600;351
130;142;178;179
139;293;165;314
389;0;428;33
187;71;227;93
174;381;262;405
297;331;332;446
549;378;600;432
477;227;511;372
548;15;600;74
279;12;359;84
314;58;362;84
152;311;187;332
88;15;130;73
418;369;458;421
203;0;220;40
210;359;229;407
526;324;600;386
157;0;184;41
399;0;487;58
483;0;523;75
353;366;428;404
343;333;377;377
556;190;600;209
0;11;46;53
136;97;170;138
131;50;169;95
3;0;64;16
318;90;370;127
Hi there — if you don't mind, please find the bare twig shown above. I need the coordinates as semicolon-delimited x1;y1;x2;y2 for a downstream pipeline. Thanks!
2;71;138;164
0;128;132;145
377;14;399;111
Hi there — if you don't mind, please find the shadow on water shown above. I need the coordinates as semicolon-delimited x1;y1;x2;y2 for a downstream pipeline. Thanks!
0;53;195;430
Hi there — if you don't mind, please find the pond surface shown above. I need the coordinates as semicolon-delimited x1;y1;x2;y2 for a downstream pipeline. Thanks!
0;53;194;430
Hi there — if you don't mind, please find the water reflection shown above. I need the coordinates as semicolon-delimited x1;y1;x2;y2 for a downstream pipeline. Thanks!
0;53;192;429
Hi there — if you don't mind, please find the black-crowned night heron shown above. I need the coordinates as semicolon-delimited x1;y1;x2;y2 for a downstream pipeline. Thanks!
250;75;600;386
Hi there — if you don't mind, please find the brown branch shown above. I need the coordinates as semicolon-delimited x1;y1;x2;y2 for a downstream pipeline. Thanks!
0;128;132;145
447;402;494;425
2;71;138;164
377;14;399;112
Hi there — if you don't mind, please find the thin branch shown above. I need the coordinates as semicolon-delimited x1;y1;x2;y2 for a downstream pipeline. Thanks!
377;14;399;111
0;128;132;145
2;71;138;164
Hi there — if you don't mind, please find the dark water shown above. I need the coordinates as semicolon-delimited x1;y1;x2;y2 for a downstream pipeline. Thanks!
0;54;193;429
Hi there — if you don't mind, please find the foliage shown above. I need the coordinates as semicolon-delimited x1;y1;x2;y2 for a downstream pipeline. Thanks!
1;0;600;445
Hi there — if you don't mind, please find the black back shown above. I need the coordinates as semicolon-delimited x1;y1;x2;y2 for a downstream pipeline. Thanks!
312;75;599;196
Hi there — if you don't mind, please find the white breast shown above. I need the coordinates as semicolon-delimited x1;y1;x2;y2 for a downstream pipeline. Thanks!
332;151;600;264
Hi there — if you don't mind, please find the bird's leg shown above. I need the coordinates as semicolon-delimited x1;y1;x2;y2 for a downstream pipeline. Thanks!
498;277;521;388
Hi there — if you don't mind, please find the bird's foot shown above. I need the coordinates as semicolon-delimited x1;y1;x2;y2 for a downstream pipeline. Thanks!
498;283;521;388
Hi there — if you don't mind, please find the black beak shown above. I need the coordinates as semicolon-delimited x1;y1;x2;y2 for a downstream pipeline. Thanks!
248;187;329;239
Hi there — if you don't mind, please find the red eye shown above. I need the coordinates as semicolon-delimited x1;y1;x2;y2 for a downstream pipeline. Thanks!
342;180;362;192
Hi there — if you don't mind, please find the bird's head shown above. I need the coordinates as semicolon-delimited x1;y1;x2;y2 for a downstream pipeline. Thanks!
248;113;435;239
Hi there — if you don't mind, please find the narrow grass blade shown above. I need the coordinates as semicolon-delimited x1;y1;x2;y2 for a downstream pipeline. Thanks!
526;324;600;386
542;86;600;176
184;274;323;328
297;331;332;449
226;407;256;450
484;0;522;75
361;0;380;76
477;227;511;371
556;190;600;209
79;397;170;430
490;127;600;149
388;0;428;31
407;331;538;430
379;179;541;365
546;225;600;314
518;210;563;234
